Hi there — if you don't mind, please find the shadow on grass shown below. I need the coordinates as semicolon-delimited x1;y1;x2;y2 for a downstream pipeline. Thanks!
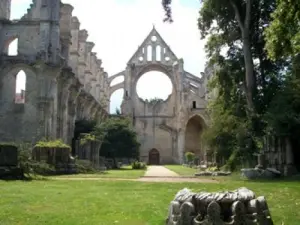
0;174;49;182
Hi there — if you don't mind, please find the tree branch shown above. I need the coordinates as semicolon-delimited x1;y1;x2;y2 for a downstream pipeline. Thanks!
245;0;252;30
229;0;244;32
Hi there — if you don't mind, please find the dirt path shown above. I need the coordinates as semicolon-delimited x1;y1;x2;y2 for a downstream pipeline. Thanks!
52;176;218;183
144;166;179;177
49;166;218;183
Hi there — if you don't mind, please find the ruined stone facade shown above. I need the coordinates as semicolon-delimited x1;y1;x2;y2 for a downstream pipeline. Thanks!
108;28;212;164
0;1;109;145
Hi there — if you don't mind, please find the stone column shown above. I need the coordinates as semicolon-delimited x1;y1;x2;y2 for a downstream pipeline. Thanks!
284;137;296;176
177;130;185;164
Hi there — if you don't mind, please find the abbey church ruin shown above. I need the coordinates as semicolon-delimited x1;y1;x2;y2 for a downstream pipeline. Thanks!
0;0;216;165
0;0;110;145
0;0;298;175
111;27;213;164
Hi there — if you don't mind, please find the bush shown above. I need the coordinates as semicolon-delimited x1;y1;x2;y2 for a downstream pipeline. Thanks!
35;139;71;149
75;159;97;173
18;143;55;177
131;161;147;170
206;166;219;172
185;152;195;163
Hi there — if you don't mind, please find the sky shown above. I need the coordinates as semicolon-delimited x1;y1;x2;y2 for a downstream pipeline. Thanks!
10;0;206;113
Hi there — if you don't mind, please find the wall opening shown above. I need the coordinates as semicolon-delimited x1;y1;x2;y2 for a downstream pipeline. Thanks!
148;148;160;165
8;38;18;56
15;70;26;104
184;115;205;162
156;45;161;61
147;45;152;61
110;75;124;86
192;101;196;109
110;89;124;114
136;71;172;101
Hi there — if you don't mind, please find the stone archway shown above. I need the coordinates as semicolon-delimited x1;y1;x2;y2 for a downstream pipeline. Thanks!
148;148;160;165
184;115;206;162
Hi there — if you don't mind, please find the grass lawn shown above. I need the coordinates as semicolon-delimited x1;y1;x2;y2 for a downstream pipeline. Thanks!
164;164;198;176
1;179;300;224
50;166;146;179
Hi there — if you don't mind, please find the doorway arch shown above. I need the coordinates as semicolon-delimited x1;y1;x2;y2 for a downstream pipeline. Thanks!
184;115;206;162
148;148;160;165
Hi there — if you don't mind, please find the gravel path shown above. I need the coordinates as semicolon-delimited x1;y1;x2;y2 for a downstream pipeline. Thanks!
52;177;218;183
143;166;179;177
50;166;218;183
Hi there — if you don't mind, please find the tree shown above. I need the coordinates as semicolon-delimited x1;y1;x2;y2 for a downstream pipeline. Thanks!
163;0;271;114
265;0;300;60
93;116;140;168
264;1;300;167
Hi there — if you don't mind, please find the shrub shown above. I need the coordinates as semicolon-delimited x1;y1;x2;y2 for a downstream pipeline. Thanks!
75;159;97;173
185;152;195;163
206;166;219;172
18;143;55;177
35;139;70;149
80;133;98;146
131;161;147;170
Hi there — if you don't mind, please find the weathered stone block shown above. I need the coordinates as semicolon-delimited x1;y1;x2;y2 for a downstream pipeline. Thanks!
0;144;18;166
166;187;274;225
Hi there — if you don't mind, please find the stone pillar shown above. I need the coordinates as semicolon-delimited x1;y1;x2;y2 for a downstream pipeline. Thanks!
78;30;88;84
0;0;11;20
284;137;296;176
177;130;185;164
69;17;80;72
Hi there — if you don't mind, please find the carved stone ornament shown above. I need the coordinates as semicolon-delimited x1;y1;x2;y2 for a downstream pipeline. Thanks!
166;188;274;225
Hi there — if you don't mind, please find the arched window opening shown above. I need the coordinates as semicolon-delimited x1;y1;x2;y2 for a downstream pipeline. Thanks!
136;71;172;101
147;45;152;61
156;45;161;61
8;38;18;56
15;70;26;104
110;89;124;114
110;75;124;87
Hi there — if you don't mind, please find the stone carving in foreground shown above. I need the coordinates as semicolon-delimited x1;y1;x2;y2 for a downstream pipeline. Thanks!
166;187;274;225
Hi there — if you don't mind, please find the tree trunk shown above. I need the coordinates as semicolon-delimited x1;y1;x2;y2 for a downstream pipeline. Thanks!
243;35;255;114
230;0;256;115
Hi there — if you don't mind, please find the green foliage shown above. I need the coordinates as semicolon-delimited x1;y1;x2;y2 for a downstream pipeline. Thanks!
80;133;98;146
35;139;70;149
18;143;54;177
265;76;300;137
206;166;219;172
185;152;195;163
0;142;17;147
265;0;300;60
194;0;288;170
131;161;147;170
74;119;97;140
93;117;140;161
75;160;97;173
115;108;121;115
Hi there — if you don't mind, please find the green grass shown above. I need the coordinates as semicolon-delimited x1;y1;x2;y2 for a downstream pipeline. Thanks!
164;164;198;176
51;166;146;179
0;179;300;224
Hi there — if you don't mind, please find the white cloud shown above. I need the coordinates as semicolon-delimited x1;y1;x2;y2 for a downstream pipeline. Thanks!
10;0;206;113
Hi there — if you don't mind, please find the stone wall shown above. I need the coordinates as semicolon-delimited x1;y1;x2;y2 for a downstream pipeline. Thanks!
114;27;210;164
0;0;109;145
262;136;297;176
